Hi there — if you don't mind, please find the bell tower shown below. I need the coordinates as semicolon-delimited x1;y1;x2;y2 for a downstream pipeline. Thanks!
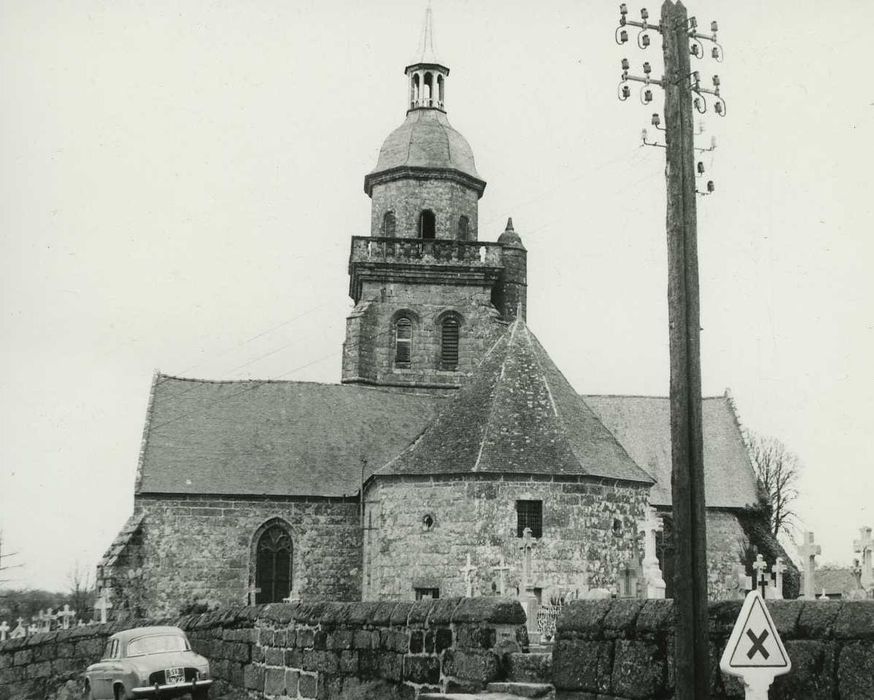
342;8;527;392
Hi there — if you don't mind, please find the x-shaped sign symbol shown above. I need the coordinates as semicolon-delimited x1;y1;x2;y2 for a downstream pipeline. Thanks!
746;628;770;660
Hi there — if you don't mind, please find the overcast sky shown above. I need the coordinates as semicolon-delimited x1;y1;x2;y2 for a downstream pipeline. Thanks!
1;0;872;592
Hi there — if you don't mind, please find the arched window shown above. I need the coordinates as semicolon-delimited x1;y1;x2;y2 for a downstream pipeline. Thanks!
457;215;470;241
395;317;412;366
382;211;396;238
419;210;436;239
440;316;460;370
411;73;420;107
437;75;445;107
254;522;292;604
424;72;433;106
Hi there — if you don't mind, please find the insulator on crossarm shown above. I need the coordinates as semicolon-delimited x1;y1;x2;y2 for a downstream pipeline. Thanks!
691;44;700;57
643;88;652;103
643;61;651;74
620;3;628;16
707;180;715;193
697;162;705;175
621;58;630;70
641;33;651;48
712;74;720;87
712;46;720;60
641;7;649;20
622;85;631;99
689;17;698;30
620;29;628;43
651;113;661;127
714;101;723;115
710;20;718;33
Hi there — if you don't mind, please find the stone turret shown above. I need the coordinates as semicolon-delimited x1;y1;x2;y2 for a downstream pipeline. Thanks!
494;218;528;321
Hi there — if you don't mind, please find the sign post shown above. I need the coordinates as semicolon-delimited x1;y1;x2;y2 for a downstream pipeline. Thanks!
719;590;791;699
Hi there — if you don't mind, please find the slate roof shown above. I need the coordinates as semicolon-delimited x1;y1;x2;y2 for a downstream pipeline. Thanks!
804;568;865;597
369;109;481;182
583;394;760;508
136;377;443;498
374;321;654;483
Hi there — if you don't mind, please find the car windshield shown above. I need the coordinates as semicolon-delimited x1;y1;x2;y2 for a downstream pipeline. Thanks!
126;634;189;656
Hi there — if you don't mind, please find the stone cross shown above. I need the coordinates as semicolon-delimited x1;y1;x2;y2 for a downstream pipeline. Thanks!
853;526;873;589
798;531;822;600
771;557;787;600
0;620;9;642
730;563;752;599
518;527;540;645
520;527;536;590
492;556;510;596
752;554;769;597
818;588;829;600
94;591;113;624
247;583;261;606
460;553;477;598
58;604;76;630
637;507;666;599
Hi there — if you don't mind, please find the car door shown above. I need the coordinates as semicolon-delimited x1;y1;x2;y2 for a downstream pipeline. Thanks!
93;639;120;698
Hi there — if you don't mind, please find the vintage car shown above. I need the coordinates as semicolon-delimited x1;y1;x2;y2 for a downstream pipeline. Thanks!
84;626;212;699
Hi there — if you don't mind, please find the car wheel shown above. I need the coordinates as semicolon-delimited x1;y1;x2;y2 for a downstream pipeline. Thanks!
113;685;125;700
84;681;96;700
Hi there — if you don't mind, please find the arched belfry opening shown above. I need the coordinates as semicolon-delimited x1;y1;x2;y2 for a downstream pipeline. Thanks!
251;519;293;604
419;210;436;239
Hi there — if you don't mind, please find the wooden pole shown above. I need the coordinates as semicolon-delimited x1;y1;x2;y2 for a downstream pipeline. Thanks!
661;1;709;697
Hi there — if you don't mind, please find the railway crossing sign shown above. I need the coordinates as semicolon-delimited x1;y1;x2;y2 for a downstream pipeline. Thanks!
720;590;791;699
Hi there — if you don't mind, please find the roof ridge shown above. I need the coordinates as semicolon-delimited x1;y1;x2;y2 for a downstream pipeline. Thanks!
582;393;729;400
470;324;517;472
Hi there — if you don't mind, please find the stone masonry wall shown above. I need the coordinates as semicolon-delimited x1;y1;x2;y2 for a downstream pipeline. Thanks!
370;179;480;240
343;285;505;389
704;510;748;601
552;598;874;699
364;475;649;600
127;496;361;618
0;598;526;700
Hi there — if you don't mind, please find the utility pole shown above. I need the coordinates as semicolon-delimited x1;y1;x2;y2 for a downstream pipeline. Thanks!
615;2;725;698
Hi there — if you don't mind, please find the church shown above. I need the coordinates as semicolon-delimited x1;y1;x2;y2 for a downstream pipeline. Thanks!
97;9;780;618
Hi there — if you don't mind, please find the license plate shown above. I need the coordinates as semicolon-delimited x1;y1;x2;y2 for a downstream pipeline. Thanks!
166;667;184;684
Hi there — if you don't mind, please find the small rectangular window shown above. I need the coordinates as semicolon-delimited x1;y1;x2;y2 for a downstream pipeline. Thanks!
414;587;440;600
516;500;542;538
395;318;412;366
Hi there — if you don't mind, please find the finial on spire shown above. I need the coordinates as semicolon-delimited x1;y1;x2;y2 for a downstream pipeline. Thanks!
505;217;514;232
413;2;441;66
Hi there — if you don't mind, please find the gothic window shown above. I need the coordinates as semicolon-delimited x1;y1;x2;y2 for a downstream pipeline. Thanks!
419;210;436;239
440;316;459;370
382;211;397;237
457;215;470;241
395;317;412;366
254;522;292;604
516;500;542;538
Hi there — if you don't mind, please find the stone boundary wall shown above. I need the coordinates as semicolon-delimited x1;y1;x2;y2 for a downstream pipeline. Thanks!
0;597;526;700
552;598;874;700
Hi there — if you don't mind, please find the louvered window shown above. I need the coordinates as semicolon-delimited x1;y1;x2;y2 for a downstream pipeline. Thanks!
395;317;412;366
440;317;459;370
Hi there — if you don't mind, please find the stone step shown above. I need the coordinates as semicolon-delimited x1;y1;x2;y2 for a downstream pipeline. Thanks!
486;681;555;698
506;651;552;683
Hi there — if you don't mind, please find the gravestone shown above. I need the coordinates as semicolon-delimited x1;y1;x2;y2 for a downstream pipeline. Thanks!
10;618;26;639
460;553;477;598
771;557;786;600
853;526;873;589
94;591;113;623
617;561;639;598
58;604;76;630
492;556;510;596
637;506;666;598
519;527;540;645
752;554;769;598
0;620;8;642
797;531;821;600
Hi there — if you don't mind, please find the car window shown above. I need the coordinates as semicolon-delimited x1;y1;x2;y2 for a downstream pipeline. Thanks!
111;639;119;658
126;634;189;656
103;640;113;659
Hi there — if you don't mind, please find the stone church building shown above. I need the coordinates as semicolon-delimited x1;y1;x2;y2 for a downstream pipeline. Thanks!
98;11;775;618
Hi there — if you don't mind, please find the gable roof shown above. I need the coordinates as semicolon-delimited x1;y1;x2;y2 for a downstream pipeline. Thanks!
374;321;653;484
583;394;760;508
137;376;443;498
804;567;865;596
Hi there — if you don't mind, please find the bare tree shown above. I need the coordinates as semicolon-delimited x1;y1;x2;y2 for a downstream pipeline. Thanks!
747;431;802;538
67;561;95;614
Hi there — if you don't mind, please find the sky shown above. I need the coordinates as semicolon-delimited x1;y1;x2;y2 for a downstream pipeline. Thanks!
0;0;872;592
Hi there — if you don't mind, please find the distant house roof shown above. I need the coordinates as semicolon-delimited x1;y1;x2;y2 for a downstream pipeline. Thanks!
374;320;654;484
137;377;443;498
584;394;760;508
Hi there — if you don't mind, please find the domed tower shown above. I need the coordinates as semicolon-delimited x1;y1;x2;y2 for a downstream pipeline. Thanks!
343;7;527;392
